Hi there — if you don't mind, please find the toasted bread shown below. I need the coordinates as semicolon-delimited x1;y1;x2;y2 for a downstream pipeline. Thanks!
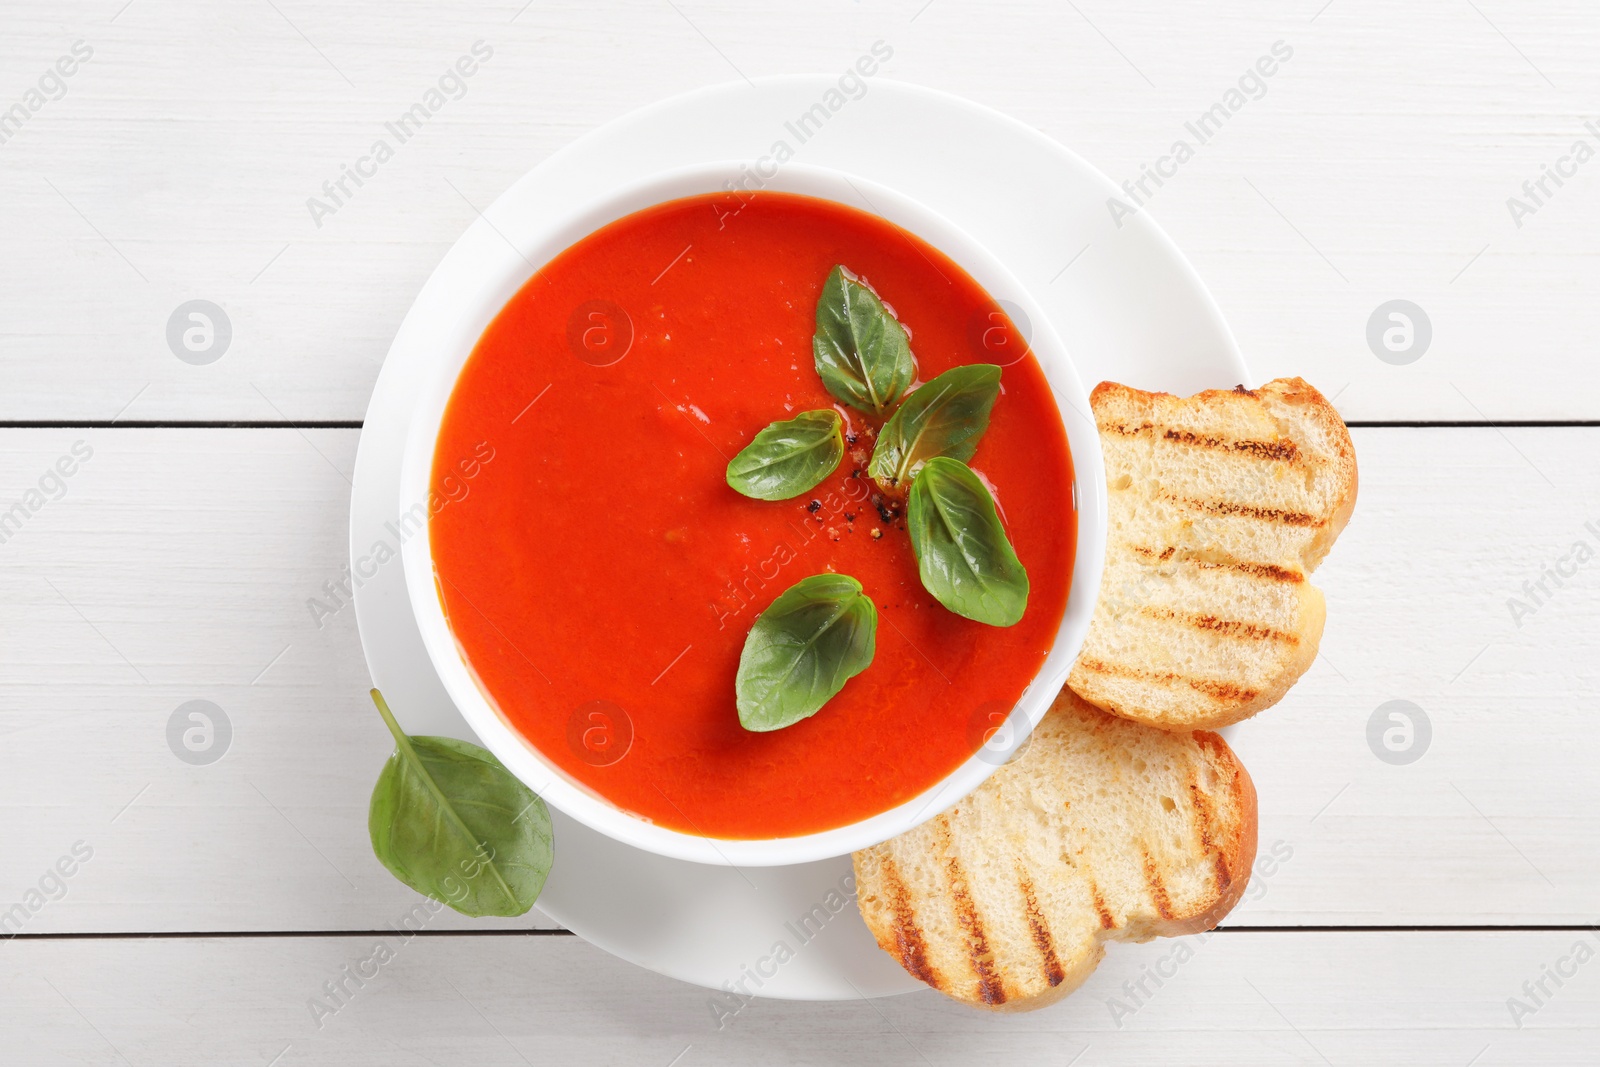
853;689;1257;1011
1067;377;1357;730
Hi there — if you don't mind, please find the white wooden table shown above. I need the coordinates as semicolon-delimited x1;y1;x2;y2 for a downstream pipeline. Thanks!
3;1;1597;1063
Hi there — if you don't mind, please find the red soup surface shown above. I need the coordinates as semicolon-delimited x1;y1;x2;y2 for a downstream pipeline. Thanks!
431;190;1076;839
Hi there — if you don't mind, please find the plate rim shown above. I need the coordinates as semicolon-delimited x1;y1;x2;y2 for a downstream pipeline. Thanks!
351;73;1249;1001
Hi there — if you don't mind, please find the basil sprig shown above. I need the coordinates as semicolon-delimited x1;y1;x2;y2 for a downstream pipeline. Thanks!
812;265;916;417
726;267;1034;731
367;690;553;917
868;364;1001;489
726;409;845;501
908;457;1030;627
736;574;878;732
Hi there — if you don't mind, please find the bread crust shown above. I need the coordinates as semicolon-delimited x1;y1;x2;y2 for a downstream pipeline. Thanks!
1158;729;1258;937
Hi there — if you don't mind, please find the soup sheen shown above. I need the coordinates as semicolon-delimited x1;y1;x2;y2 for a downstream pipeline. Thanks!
431;191;1076;839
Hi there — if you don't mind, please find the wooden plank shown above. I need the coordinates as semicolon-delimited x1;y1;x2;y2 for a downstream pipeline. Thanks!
3;1;1599;421
0;425;1595;932
3;931;1597;1063
0;428;552;932
1239;423;1600;924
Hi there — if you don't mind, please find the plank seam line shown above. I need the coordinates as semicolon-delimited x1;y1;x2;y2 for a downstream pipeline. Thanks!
1345;420;1600;428
5;925;1595;941
1;420;1598;430
2;929;579;940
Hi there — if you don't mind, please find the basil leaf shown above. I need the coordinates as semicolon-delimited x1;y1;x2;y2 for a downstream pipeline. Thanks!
811;265;916;417
736;574;877;732
868;364;1001;489
367;689;553;917
726;409;845;501
908;457;1030;627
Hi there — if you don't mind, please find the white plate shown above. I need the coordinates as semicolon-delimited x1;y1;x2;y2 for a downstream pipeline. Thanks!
352;74;1249;1001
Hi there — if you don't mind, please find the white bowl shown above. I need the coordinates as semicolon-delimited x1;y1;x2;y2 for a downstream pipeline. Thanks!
400;161;1106;866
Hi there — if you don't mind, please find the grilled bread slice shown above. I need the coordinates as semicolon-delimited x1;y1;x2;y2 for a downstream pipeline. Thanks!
853;689;1256;1011
1067;377;1357;730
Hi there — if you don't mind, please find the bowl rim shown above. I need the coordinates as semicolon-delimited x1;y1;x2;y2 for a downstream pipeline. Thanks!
399;159;1107;866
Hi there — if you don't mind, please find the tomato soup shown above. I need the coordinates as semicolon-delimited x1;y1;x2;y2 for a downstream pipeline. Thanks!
431;191;1076;839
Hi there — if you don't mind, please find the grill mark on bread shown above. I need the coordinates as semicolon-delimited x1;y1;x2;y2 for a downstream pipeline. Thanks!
1017;873;1066;987
1199;559;1305;583
938;815;1008;1006
1141;849;1175;920
1074;658;1261;705
1098;420;1298;463
1139;608;1300;645
1102;421;1154;438
1190;679;1257;703
1129;544;1305;583
1160;428;1299;463
1186;768;1232;896
878;855;938;989
1162;491;1324;528
1088;881;1116;929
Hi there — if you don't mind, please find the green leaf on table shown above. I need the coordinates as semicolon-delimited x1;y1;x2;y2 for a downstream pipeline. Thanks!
726;409;845;501
907;457;1029;627
736;574;877;732
366;689;553;917
868;364;1001;489
811;265;916;417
